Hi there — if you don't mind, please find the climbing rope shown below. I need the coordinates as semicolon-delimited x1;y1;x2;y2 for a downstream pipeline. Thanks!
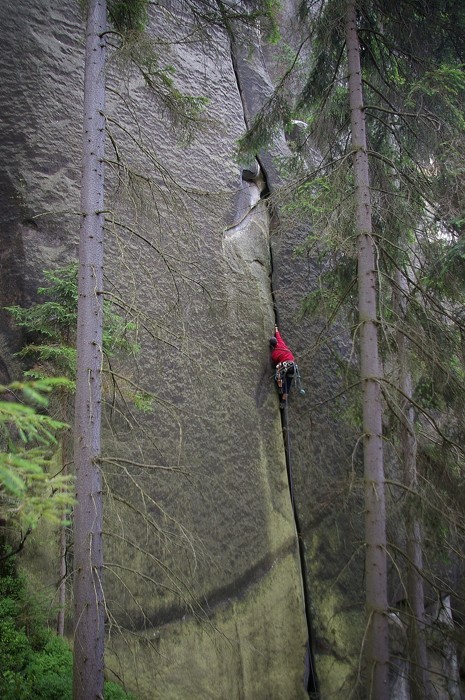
278;378;320;699
281;401;294;510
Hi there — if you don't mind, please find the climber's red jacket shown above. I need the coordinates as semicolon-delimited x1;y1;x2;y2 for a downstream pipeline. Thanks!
271;329;295;365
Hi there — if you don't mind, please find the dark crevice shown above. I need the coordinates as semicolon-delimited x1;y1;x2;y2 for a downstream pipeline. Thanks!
259;103;318;699
271;230;320;700
280;403;320;699
226;16;319;696
255;155;271;201
224;14;251;129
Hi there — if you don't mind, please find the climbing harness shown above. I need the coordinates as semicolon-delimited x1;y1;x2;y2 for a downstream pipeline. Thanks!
274;361;305;397
274;361;294;392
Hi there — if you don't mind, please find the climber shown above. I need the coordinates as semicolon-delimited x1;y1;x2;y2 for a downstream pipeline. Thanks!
270;325;296;408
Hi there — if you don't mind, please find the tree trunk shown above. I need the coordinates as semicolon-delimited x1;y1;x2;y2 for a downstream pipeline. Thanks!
57;429;72;637
394;269;430;699
72;0;106;698
57;513;67;636
345;2;389;697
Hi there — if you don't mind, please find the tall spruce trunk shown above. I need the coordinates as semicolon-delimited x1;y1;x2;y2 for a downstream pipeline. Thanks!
57;421;73;637
57;513;67;636
394;269;430;699
72;0;106;698
345;2;389;697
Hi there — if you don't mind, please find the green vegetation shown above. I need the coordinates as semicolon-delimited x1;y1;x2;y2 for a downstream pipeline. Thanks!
7;263;139;378
0;560;136;699
6;262;149;419
0;379;73;530
108;0;149;33
1;263;144;534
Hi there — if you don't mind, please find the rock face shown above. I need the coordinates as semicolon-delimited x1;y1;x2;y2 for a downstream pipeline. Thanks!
0;2;367;699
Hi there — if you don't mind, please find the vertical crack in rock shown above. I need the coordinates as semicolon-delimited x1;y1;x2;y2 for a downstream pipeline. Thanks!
226;21;252;129
281;400;320;698
226;23;320;699
269;210;319;699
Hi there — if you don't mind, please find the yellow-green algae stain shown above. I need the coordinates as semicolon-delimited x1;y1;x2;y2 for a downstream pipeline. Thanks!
106;551;309;700
307;529;366;700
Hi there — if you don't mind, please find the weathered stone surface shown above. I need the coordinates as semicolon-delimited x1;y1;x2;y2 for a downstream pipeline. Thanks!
229;13;369;697
7;2;435;699
0;1;310;698
107;551;307;700
0;0;83;364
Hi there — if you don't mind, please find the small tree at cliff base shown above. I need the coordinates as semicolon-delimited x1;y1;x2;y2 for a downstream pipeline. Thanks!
7;261;139;636
0;379;73;540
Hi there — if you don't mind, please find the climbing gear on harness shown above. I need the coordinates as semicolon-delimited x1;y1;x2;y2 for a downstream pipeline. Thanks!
276;363;284;391
275;361;295;391
294;364;305;395
275;362;305;398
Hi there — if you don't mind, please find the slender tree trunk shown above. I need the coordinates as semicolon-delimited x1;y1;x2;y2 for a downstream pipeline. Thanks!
57;430;72;637
57;524;66;637
394;269;430;699
57;513;67;636
72;1;106;698
345;2;389;697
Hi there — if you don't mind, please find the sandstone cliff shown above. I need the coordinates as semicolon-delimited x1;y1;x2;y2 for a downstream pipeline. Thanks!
0;2;365;698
